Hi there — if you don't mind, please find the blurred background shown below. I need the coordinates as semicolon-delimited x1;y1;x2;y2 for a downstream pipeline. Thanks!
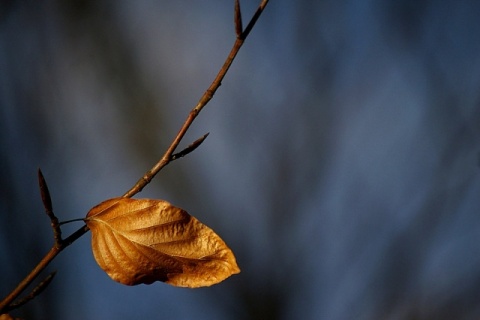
1;0;480;319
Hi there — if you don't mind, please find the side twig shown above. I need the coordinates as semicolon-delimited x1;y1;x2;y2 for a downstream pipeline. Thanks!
171;133;210;161
0;246;61;312
2;272;57;313
38;169;62;246
0;0;269;314
123;0;269;198
234;0;243;37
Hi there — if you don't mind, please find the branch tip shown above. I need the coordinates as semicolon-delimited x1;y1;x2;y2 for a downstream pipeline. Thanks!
234;0;243;37
37;169;62;244
240;0;269;40
37;168;53;213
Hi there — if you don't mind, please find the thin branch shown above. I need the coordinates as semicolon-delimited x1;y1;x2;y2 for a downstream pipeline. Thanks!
123;0;269;198
0;0;269;313
240;0;269;40
4;272;57;313
0;246;60;312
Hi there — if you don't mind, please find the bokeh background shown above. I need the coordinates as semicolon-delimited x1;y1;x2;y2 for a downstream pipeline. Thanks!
2;1;480;319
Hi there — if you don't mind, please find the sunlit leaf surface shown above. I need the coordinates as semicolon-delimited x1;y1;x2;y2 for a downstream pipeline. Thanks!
85;198;240;288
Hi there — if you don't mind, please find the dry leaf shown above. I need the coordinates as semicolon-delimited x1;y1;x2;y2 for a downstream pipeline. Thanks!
85;198;240;288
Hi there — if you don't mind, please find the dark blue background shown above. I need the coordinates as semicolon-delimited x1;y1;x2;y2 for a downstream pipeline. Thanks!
1;1;480;319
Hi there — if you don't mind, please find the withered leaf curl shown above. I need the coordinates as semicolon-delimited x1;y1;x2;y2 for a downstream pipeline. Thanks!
85;198;240;288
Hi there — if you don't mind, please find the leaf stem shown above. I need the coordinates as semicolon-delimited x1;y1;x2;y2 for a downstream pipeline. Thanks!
58;218;86;226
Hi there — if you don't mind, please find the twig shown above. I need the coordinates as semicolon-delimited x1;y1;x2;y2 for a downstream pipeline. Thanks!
0;172;64;313
3;272;57;313
123;0;269;198
0;246;60;312
0;0;269;313
239;0;268;40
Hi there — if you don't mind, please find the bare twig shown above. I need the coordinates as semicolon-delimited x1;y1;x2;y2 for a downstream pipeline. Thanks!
123;0;269;198
3;272;57;313
240;0;268;40
0;0;269;313
0;246;60;312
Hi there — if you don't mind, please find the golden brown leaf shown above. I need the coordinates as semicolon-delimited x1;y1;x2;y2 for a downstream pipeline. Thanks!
85;198;240;288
